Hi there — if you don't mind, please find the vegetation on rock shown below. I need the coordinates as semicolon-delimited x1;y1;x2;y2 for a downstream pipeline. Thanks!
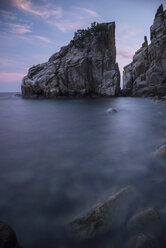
70;22;108;48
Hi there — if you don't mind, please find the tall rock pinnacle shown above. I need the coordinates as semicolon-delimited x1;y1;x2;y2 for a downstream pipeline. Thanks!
123;4;166;97
22;22;120;97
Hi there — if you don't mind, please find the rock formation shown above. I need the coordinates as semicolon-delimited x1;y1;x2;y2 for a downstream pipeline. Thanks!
22;22;120;97
0;221;22;248
123;4;166;97
127;208;163;238
126;233;159;248
71;186;134;240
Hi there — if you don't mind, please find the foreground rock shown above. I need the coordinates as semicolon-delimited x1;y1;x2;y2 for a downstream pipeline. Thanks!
123;5;166;97
71;186;134;240
22;22;120;97
127;208;163;238
0;222;21;248
126;233;159;248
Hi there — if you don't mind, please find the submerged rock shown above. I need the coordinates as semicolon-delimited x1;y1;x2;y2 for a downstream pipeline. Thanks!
126;233;159;248
71;186;135;240
106;107;117;113
22;22;120;97
127;208;163;238
123;4;166;97
0;221;21;248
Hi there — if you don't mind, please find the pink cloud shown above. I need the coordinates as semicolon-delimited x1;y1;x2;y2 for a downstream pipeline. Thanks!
31;35;55;44
0;72;25;83
49;19;87;32
13;0;63;18
73;7;101;18
117;50;135;59
13;0;102;32
8;23;32;34
116;24;140;39
48;8;103;32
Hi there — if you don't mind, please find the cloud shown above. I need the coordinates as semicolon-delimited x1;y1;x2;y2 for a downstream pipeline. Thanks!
48;19;86;32
13;0;63;18
116;24;139;39
0;72;25;83
73;7;101;18
31;35;55;44
13;0;102;32
8;23;32;34
48;7;103;32
0;10;17;20
117;49;134;59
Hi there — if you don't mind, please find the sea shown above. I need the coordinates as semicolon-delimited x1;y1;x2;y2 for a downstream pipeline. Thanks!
0;92;166;247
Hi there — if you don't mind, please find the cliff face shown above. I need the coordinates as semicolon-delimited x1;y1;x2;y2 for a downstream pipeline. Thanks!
123;5;166;97
22;22;120;97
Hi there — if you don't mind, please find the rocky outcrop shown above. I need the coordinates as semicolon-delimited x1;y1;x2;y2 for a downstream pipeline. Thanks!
123;5;166;97
0;222;22;248
127;208;163;238
126;233;159;248
22;22;120;97
71;186;134;240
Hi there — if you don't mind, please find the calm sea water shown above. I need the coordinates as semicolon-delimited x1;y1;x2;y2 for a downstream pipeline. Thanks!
0;93;166;247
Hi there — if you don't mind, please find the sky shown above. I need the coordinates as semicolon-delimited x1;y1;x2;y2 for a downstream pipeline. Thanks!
0;0;165;92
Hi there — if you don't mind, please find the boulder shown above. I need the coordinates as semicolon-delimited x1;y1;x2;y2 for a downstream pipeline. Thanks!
127;208;163;238
71;186;135;240
126;233;159;248
0;221;21;248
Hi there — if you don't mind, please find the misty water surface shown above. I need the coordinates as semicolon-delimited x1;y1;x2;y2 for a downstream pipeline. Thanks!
0;93;166;247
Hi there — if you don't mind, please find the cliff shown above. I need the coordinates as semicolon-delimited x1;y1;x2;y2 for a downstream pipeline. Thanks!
22;22;120;97
123;5;166;97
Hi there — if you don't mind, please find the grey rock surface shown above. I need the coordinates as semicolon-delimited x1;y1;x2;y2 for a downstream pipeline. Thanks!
0;221;21;248
123;4;166;97
126;233;159;248
22;22;120;97
71;186;134;240
106;107;117;113
127;208;163;238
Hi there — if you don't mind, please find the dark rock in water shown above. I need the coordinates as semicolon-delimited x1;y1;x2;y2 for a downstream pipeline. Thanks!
153;95;166;104
22;22;120;97
126;233;159;248
71;186;135;240
127;208;163;238
123;4;166;97
0;221;21;248
120;88;132;97
106;107;117;113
